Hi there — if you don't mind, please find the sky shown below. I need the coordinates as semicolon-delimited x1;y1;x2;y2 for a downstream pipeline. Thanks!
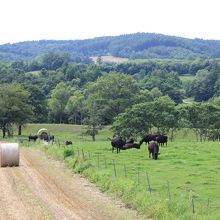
0;0;220;45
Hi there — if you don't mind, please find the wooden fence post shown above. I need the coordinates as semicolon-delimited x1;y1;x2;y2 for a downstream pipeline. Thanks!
104;157;107;169
146;172;152;194
136;166;140;185
167;180;171;200
77;147;80;158
97;153;100;170
113;159;117;177
124;163;127;178
82;149;85;160
192;195;195;214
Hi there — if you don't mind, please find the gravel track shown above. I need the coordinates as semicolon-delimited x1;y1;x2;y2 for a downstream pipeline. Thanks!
0;148;146;220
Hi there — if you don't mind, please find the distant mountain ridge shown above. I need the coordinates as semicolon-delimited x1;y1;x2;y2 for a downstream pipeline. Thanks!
1;32;220;61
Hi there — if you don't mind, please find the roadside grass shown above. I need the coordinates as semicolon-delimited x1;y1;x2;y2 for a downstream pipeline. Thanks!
2;124;220;219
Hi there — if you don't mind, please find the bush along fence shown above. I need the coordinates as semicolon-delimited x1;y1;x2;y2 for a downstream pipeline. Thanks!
71;146;220;218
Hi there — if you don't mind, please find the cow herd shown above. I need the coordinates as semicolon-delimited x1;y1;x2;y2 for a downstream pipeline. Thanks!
29;131;167;160
111;133;168;160
28;135;54;142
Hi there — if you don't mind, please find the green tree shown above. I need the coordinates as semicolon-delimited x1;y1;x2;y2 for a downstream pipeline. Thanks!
152;96;177;134
112;102;155;139
112;96;179;139
41;52;69;70
24;84;48;123
0;84;33;137
65;90;85;124
85;72;139;124
83;96;102;141
144;69;183;103
179;103;220;141
48;82;74;123
151;87;162;99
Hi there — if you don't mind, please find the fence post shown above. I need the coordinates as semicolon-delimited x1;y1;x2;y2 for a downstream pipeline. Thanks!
77;147;80;158
104;157;107;169
97;153;100;170
82;149;85;160
192;195;195;214
146;172;152;194
207;198;210;215
58;139;60;147
113;159;117;177
167;180;171;200
136;166;140;185
124;163;127;178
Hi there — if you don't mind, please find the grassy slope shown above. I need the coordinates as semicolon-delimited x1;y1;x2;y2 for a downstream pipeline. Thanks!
8;124;220;219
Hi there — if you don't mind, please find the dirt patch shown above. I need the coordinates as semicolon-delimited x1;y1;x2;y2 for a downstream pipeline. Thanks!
0;148;147;220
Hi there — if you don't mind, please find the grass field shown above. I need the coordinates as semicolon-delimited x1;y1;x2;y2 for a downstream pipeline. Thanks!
3;124;220;219
179;74;195;83
90;55;129;64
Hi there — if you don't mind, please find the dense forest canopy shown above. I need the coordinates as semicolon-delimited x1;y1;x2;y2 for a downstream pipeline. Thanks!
1;33;220;61
1;32;220;139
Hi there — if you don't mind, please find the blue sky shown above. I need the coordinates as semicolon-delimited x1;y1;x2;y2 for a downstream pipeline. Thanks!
0;0;219;45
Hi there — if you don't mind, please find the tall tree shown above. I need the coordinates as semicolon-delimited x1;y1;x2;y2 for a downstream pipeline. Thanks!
179;103;220;141
84;96;103;141
0;84;33;137
23;84;48;123
85;72;139;124
143;69;183;103
65;90;85;124
48;82;74;123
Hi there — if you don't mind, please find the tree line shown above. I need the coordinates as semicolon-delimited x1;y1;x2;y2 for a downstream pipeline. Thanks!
0;54;220;139
1;73;220;141
1;33;220;61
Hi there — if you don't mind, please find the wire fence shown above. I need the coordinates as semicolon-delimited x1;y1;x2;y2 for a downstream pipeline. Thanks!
18;137;220;216
73;146;220;216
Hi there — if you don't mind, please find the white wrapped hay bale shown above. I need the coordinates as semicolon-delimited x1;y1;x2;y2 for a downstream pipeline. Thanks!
0;143;20;167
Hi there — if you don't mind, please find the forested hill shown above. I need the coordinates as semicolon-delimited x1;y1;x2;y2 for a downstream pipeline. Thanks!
1;32;220;61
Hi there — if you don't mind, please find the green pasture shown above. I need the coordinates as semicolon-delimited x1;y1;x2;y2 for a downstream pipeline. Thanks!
179;74;195;83
4;124;220;219
25;70;41;76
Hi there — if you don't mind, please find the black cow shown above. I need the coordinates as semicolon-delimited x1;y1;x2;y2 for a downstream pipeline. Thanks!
139;134;157;145
43;135;55;143
140;133;168;146
65;140;73;146
111;136;126;153
28;135;38;142
156;134;168;146
111;136;140;153
121;142;140;150
148;140;159;160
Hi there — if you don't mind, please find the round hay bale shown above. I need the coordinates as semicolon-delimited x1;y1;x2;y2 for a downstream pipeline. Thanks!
0;143;19;167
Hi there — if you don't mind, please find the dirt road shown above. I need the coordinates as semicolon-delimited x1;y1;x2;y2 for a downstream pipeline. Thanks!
0;148;146;220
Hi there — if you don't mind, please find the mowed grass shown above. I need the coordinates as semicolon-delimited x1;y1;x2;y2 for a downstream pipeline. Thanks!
9;124;220;219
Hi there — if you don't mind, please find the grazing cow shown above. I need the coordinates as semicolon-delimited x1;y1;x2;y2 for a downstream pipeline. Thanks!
148;140;159;160
28;135;38;142
140;133;168;146
156;134;168;146
111;136;126;153
65;140;73;146
139;134;158;145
